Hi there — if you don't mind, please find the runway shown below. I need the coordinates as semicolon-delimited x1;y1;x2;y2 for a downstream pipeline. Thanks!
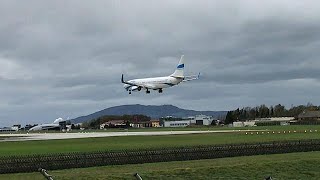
0;130;254;142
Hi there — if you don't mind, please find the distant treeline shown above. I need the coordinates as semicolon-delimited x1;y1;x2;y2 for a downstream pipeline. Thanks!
82;114;151;129
225;103;320;124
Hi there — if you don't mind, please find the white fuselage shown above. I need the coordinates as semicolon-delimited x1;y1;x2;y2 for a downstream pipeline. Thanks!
124;76;183;91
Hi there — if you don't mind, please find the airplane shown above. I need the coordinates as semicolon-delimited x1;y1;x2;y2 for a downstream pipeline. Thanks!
121;55;200;94
28;118;66;131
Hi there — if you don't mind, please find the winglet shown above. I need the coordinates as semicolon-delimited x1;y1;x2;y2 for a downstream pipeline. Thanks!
121;74;124;83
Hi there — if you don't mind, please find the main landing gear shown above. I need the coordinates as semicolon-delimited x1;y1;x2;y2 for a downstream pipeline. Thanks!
144;88;162;94
129;90;132;95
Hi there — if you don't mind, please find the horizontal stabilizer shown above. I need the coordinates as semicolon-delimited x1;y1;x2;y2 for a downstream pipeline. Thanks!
182;72;200;82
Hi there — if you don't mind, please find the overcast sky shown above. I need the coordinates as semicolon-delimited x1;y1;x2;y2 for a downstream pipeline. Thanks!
1;1;320;126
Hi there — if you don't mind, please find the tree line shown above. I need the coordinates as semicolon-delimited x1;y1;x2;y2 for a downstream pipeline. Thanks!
225;103;320;124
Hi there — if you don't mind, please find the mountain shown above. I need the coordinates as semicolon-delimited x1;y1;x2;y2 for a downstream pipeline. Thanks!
71;104;227;124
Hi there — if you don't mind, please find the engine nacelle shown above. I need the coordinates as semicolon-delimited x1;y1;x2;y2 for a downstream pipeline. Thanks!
131;86;139;91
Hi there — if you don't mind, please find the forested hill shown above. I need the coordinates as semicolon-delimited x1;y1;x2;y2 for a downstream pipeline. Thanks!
71;104;227;124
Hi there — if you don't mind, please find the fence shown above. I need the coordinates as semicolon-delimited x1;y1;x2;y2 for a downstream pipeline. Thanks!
1;139;320;174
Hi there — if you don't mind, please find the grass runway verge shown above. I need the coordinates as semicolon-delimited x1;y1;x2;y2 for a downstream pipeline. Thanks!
1;151;320;180
0;125;320;156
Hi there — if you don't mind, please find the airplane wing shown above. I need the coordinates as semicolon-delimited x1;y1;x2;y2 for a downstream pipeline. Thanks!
182;73;200;82
143;84;157;89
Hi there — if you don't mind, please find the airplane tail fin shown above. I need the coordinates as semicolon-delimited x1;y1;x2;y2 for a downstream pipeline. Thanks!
170;55;185;78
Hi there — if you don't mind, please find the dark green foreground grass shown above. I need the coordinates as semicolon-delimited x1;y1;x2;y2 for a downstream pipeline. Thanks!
1;151;320;180
0;128;320;156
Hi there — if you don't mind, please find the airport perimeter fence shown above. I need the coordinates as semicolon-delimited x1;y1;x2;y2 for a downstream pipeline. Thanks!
1;139;320;174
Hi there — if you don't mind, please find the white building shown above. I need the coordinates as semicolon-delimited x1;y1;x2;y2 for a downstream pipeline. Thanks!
164;120;190;127
187;115;216;125
163;115;217;127
0;127;16;132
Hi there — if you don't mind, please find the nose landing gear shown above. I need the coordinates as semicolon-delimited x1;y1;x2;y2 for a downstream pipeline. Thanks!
159;89;163;93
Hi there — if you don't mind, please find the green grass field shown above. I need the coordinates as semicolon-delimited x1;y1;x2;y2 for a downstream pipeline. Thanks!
0;125;320;156
1;125;320;179
1;151;320;180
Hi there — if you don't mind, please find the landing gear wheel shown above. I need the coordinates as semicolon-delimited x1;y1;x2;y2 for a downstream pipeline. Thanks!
129;91;132;95
159;89;163;93
146;89;150;94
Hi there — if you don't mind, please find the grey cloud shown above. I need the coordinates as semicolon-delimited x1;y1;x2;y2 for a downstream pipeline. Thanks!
1;0;320;126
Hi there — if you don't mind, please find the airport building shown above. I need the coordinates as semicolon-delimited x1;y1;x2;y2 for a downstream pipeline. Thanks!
0;127;16;132
0;124;21;132
131;121;153;128
164;120;190;127
100;120;127;129
150;120;160;127
186;115;217;125
163;115;217;127
11;124;21;131
132;120;160;128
